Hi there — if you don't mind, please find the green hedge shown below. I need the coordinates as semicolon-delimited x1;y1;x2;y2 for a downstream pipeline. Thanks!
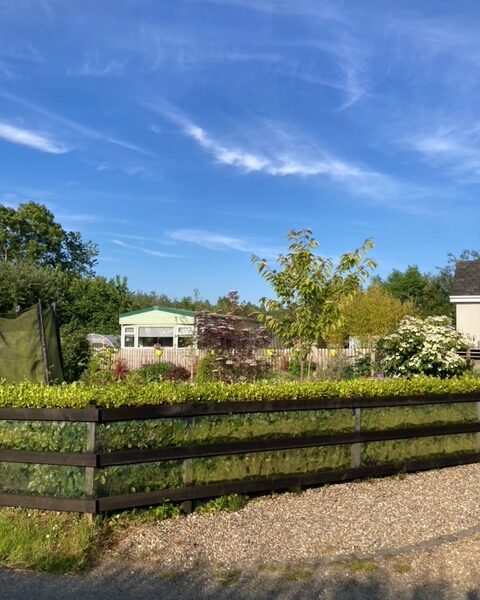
96;410;355;452
0;421;87;452
1;376;480;409
2;404;476;454
1;376;480;502
95;402;477;452
0;463;86;498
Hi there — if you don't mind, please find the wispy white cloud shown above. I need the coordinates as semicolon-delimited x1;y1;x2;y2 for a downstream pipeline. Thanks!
178;1;368;110
148;105;443;214
55;212;99;225
390;17;480;66
94;160;155;179
180;120;270;172
0;92;151;156
189;0;342;21
169;229;282;257
111;233;160;242
68;55;126;78
0;122;70;154
410;125;480;181
111;239;181;258
154;107;404;201
169;229;250;251
0;192;105;228
286;35;370;110
0;192;22;207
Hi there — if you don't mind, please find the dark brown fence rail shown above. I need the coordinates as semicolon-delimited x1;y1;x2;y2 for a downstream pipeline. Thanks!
1;393;480;513
459;349;480;361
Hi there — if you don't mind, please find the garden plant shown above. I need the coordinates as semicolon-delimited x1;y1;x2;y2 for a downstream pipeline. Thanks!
377;315;471;378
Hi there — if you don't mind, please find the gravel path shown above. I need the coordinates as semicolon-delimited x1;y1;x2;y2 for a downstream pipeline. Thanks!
4;466;480;600
112;464;480;571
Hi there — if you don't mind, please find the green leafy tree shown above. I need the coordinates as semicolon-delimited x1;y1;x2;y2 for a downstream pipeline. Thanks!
252;229;377;379
376;251;480;319
63;276;133;333
0;202;98;276
60;323;91;383
0;262;69;314
380;265;426;305
214;290;259;316
336;284;417;349
130;289;213;312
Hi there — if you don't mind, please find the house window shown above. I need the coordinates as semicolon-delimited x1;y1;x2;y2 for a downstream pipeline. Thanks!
124;327;135;348
178;336;193;348
138;327;174;348
178;325;194;348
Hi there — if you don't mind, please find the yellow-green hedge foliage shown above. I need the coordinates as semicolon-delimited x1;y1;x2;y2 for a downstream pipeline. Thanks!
0;376;480;409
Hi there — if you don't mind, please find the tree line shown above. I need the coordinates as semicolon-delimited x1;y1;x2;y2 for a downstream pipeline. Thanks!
1;201;477;343
0;202;259;333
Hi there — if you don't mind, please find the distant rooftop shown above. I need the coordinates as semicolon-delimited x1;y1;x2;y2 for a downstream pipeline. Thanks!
119;306;198;318
452;260;480;296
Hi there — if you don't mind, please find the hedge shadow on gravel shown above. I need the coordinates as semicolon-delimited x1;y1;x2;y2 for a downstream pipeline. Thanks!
1;564;479;600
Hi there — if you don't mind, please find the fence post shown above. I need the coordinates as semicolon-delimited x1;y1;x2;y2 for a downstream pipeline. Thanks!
476;396;480;452
351;408;362;469
181;416;194;514
85;419;96;520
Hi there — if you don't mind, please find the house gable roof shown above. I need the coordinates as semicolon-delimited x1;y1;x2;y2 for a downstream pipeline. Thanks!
452;260;480;296
119;306;198;318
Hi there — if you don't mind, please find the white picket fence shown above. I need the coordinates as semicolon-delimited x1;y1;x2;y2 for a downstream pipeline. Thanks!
115;347;370;371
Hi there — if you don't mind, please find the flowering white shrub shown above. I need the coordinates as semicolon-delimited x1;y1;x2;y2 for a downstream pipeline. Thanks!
376;316;471;379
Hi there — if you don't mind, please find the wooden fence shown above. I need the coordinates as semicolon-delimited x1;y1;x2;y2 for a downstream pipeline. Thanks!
115;347;370;371
1;391;480;513
114;347;480;373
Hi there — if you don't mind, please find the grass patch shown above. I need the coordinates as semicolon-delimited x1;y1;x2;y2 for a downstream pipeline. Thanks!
281;567;312;581
161;570;178;580
0;494;252;575
106;502;182;528
257;563;281;572
392;562;411;574
349;559;377;574
194;494;249;514
213;569;242;587
0;508;101;573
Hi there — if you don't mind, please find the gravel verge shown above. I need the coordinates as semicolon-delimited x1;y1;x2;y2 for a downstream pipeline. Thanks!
111;464;480;572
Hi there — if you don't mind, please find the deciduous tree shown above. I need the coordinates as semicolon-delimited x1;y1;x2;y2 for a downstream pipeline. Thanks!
341;284;417;349
252;229;377;379
0;202;98;276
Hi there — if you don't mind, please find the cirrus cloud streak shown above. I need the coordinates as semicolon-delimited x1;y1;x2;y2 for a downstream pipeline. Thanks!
0;121;70;154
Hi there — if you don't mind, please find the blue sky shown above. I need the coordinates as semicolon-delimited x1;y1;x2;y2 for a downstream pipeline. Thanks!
1;0;479;302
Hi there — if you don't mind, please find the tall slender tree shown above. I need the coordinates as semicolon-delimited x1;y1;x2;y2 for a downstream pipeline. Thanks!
252;229;377;378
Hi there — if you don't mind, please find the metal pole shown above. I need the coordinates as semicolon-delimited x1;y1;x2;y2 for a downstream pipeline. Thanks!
52;302;65;380
37;301;50;385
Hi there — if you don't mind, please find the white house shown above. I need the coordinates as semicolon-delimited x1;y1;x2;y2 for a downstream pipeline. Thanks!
119;306;196;349
450;260;480;346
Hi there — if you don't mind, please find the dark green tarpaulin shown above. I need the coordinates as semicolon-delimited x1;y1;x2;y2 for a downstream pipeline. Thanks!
0;304;64;384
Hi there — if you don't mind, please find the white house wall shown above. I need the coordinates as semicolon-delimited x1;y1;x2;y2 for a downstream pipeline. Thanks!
456;303;480;345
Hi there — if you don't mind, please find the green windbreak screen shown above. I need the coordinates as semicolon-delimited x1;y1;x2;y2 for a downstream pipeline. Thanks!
0;304;64;384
